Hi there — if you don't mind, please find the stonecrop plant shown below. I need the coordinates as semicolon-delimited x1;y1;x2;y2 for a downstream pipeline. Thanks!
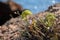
21;10;32;20
44;12;56;27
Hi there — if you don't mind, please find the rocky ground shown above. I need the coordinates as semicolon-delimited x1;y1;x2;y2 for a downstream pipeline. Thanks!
0;3;60;40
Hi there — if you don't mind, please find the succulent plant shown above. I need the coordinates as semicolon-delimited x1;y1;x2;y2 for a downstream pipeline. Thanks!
21;9;32;20
44;13;56;28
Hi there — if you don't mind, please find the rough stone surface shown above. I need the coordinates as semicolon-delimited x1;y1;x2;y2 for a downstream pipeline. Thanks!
0;3;60;40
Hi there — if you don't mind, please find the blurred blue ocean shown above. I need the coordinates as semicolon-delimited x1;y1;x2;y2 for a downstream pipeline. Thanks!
0;0;60;14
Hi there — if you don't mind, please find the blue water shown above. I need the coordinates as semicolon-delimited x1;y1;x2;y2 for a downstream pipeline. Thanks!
0;0;60;14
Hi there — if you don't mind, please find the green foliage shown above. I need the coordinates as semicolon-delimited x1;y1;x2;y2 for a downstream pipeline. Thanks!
21;10;32;20
44;13;56;27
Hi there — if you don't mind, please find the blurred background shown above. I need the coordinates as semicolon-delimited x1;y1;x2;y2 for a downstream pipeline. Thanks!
0;0;60;14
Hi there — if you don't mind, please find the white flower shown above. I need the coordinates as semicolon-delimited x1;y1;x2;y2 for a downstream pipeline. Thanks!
29;20;32;24
47;27;50;29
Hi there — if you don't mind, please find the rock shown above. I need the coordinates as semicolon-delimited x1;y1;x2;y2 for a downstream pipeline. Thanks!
0;3;60;40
